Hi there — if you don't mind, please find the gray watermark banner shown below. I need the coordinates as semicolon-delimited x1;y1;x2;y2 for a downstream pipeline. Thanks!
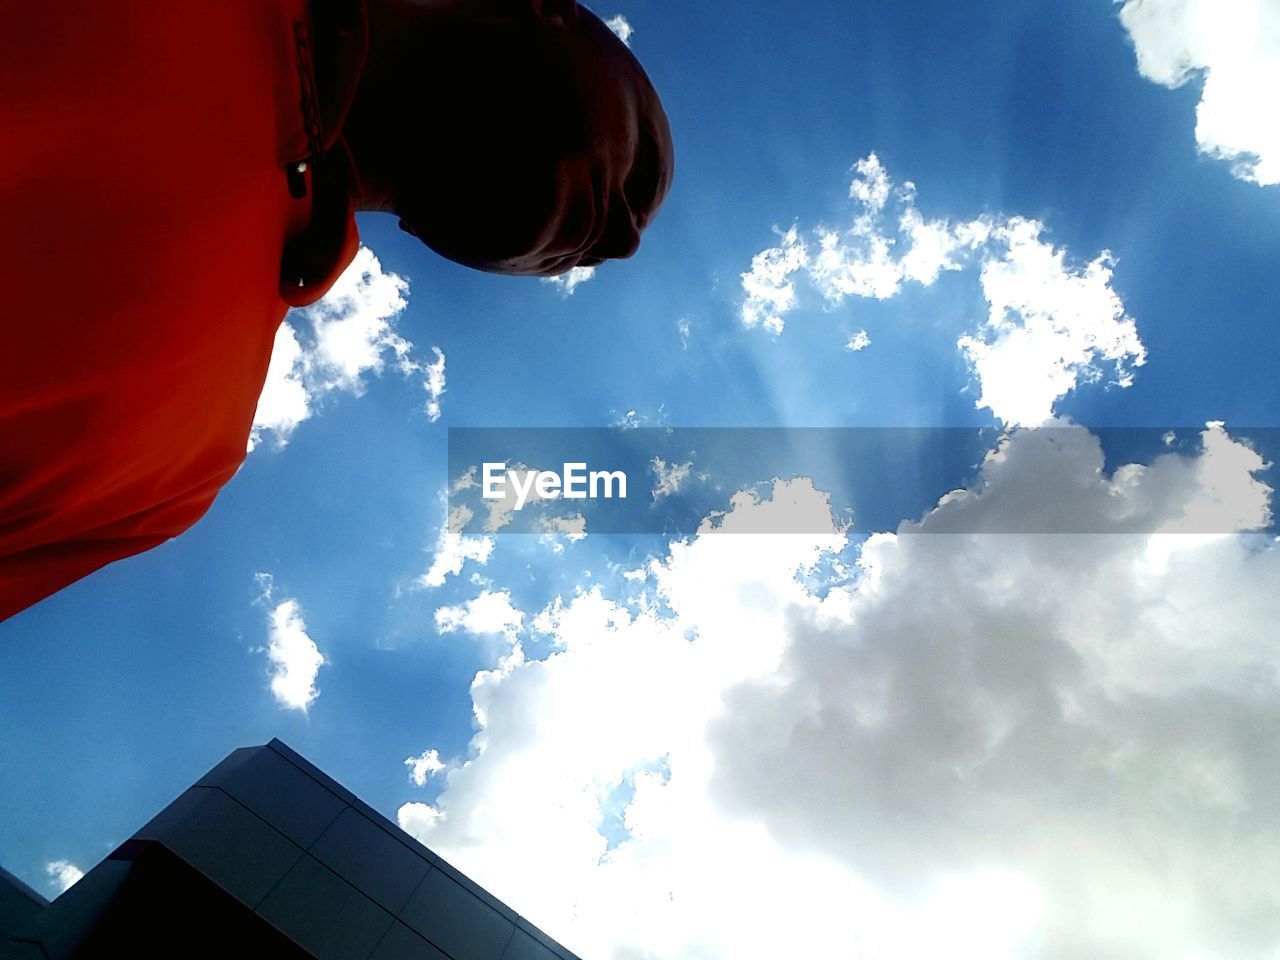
446;426;1277;535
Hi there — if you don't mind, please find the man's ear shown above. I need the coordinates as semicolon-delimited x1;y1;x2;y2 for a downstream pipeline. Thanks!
280;160;359;307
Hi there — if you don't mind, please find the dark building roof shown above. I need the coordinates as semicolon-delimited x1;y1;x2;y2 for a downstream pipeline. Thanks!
0;869;46;945
0;740;582;960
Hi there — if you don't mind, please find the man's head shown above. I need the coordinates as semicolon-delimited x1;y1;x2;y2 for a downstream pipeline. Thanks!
345;0;674;276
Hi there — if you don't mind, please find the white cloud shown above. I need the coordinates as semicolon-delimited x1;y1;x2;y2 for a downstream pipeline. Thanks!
810;154;920;301
306;246;411;391
677;317;691;349
959;218;1146;426
696;476;844;536
405;748;446;787
248;323;310;451
448;463;595;538
1117;0;1280;185
474;463;552;533
422;346;446;422
905;421;1271;538
45;860;83;894
537;514;589;548
611;405;667;430
250;246;446;449
605;14;634;47
541;265;596;296
420;505;495;588
255;574;326;712
845;329;871;351
740;225;809;333
650;457;692;501
740;155;1146;426
435;589;524;640
395;424;1280;960
398;800;444;836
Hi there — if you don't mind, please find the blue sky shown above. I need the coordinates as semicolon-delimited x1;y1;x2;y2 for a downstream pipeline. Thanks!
4;1;1280;956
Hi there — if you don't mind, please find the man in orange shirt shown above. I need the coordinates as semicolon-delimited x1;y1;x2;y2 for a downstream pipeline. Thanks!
0;0;674;621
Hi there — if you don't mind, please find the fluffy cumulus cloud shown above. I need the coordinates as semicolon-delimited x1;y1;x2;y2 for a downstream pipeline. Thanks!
255;574;326;712
250;247;446;450
395;421;1280;960
959;219;1144;428
1117;0;1280;185
45;860;83;894
740;155;1147;425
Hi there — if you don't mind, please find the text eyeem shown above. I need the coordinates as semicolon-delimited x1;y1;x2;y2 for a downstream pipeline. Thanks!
482;462;627;511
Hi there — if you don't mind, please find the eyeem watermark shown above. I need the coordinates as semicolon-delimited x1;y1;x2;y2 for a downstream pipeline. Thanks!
451;427;1280;535
482;462;627;511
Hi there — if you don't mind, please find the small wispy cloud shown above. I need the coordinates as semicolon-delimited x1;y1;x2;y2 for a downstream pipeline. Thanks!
651;457;693;501
422;346;446;422
605;14;634;47
254;574;326;712
537;514;589;549
845;330;871;352
541;266;596;297
435;590;524;641
420;504;495;588
405;748;446;786
740;225;809;334
677;317;692;349
45;860;83;894
611;404;667;430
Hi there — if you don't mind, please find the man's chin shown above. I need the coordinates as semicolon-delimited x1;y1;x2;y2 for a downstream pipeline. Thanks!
487;252;594;278
423;237;598;278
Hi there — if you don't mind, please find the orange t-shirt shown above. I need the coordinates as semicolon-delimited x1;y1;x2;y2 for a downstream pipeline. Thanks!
0;1;361;621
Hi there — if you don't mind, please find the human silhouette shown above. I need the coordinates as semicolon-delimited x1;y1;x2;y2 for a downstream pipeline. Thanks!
0;0;673;621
